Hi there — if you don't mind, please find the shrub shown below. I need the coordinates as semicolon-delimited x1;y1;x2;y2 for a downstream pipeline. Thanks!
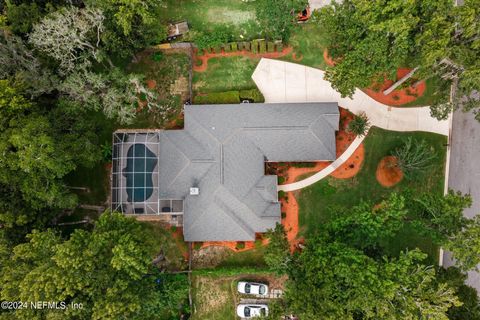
281;211;286;219
236;242;245;250
259;40;267;54
392;137;436;179
278;190;286;199
347;112;370;136
244;41;251;51
278;176;286;184
264;223;290;274
251;40;258;54
230;42;238;51
193;242;203;250
237;42;244;50
255;239;263;248
212;46;222;53
267;42;275;53
275;41;283;52
195;24;232;50
152;51;164;62
223;43;231;53
194;91;240;104
171;225;177;233
239;88;265;102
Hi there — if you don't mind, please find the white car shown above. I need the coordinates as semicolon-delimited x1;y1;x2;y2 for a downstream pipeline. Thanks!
237;281;269;296
236;304;269;318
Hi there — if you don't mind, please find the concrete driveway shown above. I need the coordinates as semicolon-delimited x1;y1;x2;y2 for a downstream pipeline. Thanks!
252;58;449;136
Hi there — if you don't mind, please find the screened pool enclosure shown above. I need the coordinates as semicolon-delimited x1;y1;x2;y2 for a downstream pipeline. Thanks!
111;131;183;215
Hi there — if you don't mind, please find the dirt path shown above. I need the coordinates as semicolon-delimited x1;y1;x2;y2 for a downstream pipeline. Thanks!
194;47;294;72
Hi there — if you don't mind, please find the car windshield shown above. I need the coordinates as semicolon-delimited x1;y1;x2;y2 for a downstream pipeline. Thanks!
259;285;266;295
245;283;251;293
244;306;251;317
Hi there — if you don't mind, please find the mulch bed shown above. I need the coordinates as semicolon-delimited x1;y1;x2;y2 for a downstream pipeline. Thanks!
323;49;426;106
376;156;404;187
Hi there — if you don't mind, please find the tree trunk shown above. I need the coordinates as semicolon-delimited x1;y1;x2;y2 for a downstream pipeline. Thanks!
383;67;419;95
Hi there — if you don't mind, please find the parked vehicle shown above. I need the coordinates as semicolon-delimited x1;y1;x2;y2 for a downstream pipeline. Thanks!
237;281;269;296
236;304;269;318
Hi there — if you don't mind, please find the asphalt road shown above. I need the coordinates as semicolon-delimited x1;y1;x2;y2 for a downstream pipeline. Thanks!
443;108;480;293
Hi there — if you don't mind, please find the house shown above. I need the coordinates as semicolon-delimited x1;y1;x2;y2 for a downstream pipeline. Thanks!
111;103;339;241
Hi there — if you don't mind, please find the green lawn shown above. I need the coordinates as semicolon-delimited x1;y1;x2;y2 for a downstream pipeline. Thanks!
217;246;267;269
297;127;447;261
191;275;236;320
401;75;450;107
280;22;329;69
157;0;260;41
193;56;259;94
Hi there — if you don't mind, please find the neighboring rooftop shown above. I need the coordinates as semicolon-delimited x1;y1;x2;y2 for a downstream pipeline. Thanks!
112;102;339;241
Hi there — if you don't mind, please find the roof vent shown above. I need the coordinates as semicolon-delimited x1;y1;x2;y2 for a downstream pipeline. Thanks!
190;187;199;195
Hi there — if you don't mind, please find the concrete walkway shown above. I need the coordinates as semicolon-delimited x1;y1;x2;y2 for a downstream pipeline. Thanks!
279;135;364;191
252;59;450;191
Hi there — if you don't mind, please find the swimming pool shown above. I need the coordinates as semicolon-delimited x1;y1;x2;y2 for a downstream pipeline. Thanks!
123;143;157;202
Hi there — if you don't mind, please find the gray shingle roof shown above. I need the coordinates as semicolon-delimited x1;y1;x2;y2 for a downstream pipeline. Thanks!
114;102;339;241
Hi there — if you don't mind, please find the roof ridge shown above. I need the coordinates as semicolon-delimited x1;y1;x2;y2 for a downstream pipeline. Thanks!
214;188;256;237
309;116;336;157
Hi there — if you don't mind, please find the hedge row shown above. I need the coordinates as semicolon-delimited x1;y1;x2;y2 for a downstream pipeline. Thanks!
207;39;283;55
194;88;265;104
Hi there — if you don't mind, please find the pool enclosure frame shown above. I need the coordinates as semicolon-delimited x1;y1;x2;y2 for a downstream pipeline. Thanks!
111;130;183;215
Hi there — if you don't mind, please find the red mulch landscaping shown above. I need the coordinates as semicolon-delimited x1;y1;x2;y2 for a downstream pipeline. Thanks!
323;48;337;67
281;192;301;252
323;48;426;106
279;107;363;184
193;47;294;72
376;156;404;187
330;143;365;179
364;68;426;106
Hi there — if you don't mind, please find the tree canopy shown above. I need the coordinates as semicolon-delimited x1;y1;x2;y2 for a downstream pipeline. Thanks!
318;0;480;120
0;212;189;320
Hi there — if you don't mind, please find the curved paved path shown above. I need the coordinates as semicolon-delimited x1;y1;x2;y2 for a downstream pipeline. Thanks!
251;59;450;191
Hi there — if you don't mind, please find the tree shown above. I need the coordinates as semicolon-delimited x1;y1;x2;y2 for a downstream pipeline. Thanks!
59;67;159;124
392;137;436;179
318;0;423;97
264;223;290;275
256;0;306;41
0;32;59;97
326;193;407;251
5;2;41;35
0;81;101;228
406;190;472;243
437;266;480;320
0;212;189;320
446;215;480;272
417;0;480;120
346;111;370;136
28;6;105;73
318;0;480;121
286;240;460;320
86;0;167;58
